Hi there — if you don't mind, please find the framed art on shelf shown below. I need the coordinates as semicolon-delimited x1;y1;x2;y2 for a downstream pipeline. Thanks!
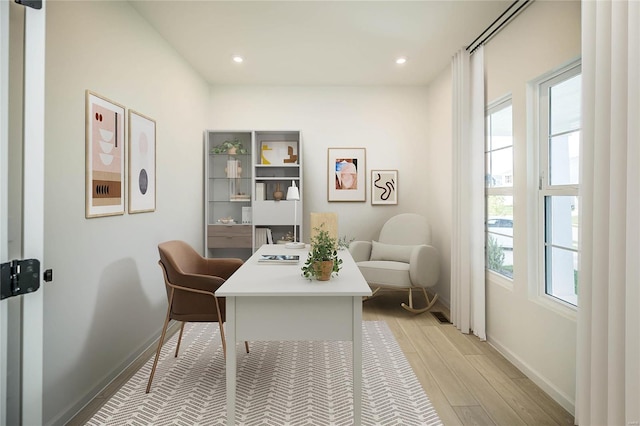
328;147;366;202
260;141;298;165
128;110;156;213
85;90;125;218
371;170;398;205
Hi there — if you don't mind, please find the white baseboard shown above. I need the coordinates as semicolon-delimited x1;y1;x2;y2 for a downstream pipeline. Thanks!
487;334;575;416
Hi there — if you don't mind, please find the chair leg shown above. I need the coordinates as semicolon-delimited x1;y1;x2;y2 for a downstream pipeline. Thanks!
218;321;227;359
174;322;186;358
363;286;381;302
146;300;173;394
218;322;249;357
401;287;439;314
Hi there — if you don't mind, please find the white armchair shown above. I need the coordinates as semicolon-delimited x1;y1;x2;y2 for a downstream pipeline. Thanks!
349;213;439;314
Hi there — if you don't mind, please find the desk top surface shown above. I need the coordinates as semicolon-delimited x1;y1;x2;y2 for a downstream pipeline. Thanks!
216;244;372;297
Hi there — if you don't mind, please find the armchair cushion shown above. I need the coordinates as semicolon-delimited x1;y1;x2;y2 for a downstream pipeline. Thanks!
349;240;372;262
356;260;412;288
369;240;417;263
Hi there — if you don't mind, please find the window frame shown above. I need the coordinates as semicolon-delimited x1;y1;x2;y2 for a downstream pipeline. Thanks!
530;59;581;314
485;95;514;282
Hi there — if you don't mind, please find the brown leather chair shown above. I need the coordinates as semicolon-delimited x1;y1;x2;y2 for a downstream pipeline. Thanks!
146;240;247;393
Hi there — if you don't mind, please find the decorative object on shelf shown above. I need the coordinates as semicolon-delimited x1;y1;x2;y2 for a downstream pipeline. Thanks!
285;181;305;249
230;192;250;201
85;90;126;218
242;207;252;224
273;183;284;201
225;159;242;178
211;138;247;155
301;224;342;281
260;141;298;164
327;147;366;202
371;170;398;205
277;232;294;244
255;182;266;201
128;110;156;213
217;217;235;224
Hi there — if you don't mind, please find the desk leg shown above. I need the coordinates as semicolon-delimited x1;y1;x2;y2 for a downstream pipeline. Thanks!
352;296;362;425
226;296;236;426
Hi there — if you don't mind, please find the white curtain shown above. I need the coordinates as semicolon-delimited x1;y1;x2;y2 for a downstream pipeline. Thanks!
451;47;486;340
576;1;640;425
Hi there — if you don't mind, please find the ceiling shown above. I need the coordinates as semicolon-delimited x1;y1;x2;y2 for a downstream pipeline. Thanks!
129;0;511;86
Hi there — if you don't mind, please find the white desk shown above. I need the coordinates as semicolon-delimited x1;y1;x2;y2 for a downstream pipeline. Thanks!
216;244;372;425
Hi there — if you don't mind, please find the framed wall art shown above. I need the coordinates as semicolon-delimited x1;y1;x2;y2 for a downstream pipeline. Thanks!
85;90;125;218
128;110;156;213
371;169;398;205
327;147;366;202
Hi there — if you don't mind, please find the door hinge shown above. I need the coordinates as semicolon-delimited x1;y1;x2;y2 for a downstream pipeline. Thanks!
0;259;41;300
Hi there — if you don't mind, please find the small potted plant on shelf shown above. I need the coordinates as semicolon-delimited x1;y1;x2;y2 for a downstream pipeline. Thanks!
301;224;343;281
211;138;247;155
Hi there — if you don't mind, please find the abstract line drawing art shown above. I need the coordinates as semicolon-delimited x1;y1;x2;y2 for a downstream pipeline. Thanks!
85;91;125;218
371;170;398;205
128;110;156;213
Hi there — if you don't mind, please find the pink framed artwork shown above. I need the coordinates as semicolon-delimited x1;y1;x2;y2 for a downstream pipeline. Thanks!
85;91;125;218
328;147;366;202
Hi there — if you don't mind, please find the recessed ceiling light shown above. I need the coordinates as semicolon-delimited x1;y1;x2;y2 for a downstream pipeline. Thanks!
232;56;244;63
395;57;407;65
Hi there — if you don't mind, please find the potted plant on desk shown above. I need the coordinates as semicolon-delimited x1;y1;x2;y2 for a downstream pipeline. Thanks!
302;224;342;281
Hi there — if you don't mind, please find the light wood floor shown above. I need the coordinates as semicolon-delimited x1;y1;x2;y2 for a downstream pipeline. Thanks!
69;291;574;425
363;291;574;426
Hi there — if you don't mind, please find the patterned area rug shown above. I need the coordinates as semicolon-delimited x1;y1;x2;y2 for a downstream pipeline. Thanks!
88;321;442;425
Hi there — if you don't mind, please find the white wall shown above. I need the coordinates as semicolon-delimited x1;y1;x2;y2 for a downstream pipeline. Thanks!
43;2;210;424
424;69;453;305
209;86;435;248
425;0;581;414
484;1;580;413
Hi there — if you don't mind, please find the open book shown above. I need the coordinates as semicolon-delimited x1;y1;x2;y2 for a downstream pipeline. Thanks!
258;254;300;264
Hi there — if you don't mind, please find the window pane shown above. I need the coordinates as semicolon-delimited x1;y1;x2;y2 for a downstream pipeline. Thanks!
550;74;581;135
545;246;578;306
488;105;513;150
486;195;513;278
487;195;513;220
545;196;579;250
549;131;580;185
487;147;513;188
487;234;513;278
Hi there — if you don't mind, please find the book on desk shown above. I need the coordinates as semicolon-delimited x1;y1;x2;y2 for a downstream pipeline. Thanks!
258;254;300;264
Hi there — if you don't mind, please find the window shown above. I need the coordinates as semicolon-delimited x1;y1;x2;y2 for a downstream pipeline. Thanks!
538;63;581;306
485;98;513;278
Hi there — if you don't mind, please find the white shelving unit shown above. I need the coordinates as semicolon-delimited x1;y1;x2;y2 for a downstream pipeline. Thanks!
204;130;302;259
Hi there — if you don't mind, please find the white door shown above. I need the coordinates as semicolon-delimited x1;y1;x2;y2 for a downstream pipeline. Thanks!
1;1;45;424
